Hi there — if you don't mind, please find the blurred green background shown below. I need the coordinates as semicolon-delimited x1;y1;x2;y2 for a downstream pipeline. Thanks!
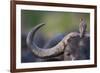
21;10;90;38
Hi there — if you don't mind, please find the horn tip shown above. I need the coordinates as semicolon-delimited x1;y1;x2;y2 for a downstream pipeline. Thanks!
40;23;45;26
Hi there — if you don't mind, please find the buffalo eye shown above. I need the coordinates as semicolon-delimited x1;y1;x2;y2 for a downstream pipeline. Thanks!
65;52;71;56
67;52;71;56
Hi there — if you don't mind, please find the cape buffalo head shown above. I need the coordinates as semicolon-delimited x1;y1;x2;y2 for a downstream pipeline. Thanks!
26;23;90;61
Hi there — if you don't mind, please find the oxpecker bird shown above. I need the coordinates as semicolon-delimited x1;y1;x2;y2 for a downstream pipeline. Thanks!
79;18;87;38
